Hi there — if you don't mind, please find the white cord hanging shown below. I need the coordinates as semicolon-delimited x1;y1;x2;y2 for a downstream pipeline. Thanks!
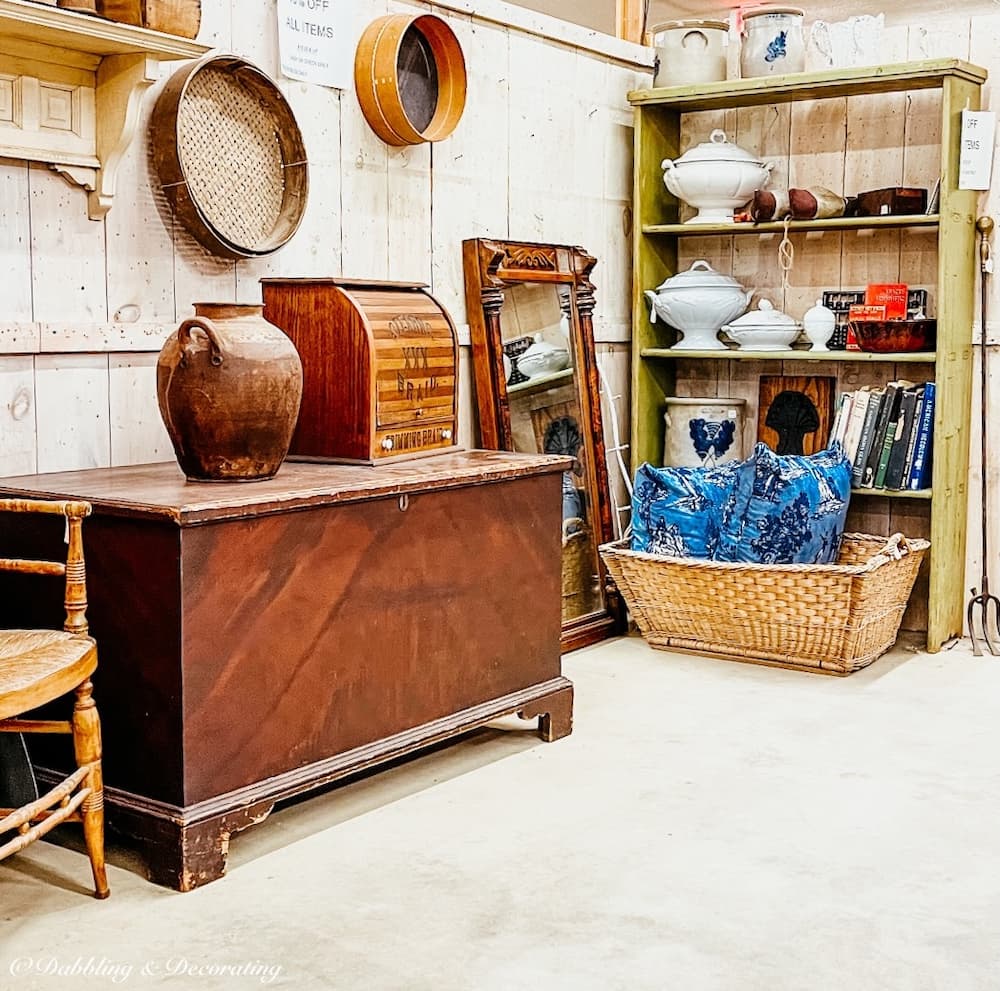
597;353;633;541
778;214;795;294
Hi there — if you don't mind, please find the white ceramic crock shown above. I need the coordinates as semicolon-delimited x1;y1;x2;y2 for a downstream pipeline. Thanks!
663;397;747;468
740;6;805;78
651;19;729;87
723;299;801;350
661;130;773;224
645;260;753;351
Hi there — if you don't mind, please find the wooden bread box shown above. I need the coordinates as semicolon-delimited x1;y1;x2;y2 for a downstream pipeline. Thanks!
262;278;459;464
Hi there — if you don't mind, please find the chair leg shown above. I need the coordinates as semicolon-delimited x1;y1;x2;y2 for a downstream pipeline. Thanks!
72;680;109;899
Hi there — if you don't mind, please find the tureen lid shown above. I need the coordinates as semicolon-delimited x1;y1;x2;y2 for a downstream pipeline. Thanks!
522;334;569;358
671;129;764;165
654;259;745;292
724;298;799;329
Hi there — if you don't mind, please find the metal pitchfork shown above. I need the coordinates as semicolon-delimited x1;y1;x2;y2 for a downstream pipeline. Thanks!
967;216;1000;655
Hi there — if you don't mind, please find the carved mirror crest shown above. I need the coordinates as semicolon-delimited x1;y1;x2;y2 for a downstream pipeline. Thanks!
463;239;623;652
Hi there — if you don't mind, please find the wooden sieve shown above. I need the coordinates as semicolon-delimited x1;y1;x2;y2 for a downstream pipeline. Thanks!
152;54;309;260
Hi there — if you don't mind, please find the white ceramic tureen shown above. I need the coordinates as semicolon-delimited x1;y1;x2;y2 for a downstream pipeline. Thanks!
517;334;571;379
645;260;752;351
722;299;801;351
661;130;774;224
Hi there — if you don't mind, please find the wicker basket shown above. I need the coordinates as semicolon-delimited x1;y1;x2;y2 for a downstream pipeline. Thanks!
600;532;929;675
562;518;593;622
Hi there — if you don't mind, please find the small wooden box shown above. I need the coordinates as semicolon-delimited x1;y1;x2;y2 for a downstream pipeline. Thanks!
262;278;459;464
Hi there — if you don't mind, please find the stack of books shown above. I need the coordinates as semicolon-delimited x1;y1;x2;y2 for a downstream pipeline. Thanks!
828;380;935;491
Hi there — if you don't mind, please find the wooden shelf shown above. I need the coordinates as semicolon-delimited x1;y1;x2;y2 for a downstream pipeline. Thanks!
640;348;936;363
643;215;939;237
628;58;986;111
507;367;575;395
851;488;932;500
0;0;209;219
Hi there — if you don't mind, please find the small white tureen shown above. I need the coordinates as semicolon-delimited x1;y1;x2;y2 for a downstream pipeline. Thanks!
661;129;773;224
723;299;802;351
645;260;752;351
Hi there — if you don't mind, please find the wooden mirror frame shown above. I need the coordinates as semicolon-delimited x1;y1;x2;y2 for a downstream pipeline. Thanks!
463;238;624;652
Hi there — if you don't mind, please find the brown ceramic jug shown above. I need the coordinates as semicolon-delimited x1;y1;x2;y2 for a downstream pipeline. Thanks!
157;303;303;481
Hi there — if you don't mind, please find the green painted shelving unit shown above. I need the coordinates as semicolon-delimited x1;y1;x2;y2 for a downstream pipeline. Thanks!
628;59;986;653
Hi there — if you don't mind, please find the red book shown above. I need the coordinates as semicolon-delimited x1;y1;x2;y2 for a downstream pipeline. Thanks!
865;283;908;319
849;304;886;321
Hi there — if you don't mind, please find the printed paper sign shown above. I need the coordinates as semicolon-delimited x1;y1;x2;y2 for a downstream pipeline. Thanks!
959;109;996;190
277;0;356;90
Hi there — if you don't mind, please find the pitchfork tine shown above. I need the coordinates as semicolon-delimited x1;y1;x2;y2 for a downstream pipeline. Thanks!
968;594;983;656
968;586;1000;656
985;594;1000;655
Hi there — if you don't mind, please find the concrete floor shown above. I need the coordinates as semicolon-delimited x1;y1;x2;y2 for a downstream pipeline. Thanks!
3;634;1000;990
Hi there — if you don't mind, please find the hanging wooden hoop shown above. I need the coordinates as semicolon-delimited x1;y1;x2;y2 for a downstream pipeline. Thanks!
151;54;309;260
354;13;467;146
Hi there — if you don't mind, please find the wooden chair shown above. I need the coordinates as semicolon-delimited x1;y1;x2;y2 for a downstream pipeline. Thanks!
0;499;108;898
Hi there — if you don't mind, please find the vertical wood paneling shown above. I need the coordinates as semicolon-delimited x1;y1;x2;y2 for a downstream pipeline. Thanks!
387;143;432;282
341;0;390;279
600;66;640;340
34;354;110;473
196;0;232;47
172;229;237;317
105;76;175;325
431;16;510;329
109;353;172;466
340;86;390;278
841;90;906;292
0;158;32;322
29;165;108;324
507;36;579;243
0;357;37;476
276;81;343;280
231;0;280;76
784;98;846;316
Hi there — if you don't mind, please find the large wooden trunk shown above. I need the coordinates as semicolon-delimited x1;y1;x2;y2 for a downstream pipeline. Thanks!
262;278;460;464
0;452;571;891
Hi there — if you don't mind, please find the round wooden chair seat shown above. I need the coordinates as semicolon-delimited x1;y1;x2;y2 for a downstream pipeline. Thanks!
0;631;97;721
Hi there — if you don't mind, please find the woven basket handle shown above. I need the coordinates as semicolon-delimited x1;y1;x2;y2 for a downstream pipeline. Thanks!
178;317;225;368
864;532;911;570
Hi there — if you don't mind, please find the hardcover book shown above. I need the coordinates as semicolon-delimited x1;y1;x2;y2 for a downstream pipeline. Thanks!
885;385;923;490
907;382;937;490
864;283;909;320
852;388;885;486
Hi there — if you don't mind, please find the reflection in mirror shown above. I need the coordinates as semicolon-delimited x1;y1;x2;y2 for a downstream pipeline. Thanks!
499;284;601;623
462;239;623;651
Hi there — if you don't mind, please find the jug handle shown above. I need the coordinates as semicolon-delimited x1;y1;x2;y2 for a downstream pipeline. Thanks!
178;317;225;367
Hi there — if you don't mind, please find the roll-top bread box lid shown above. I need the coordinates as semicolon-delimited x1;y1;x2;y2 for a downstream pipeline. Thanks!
261;278;459;464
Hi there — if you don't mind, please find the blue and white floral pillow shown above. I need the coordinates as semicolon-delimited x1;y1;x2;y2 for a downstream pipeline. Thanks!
721;443;852;565
631;460;752;560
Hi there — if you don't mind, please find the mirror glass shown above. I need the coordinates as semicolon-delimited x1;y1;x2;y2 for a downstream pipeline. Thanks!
464;238;622;652
499;283;603;623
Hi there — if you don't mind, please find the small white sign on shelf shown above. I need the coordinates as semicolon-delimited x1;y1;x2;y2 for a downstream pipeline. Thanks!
276;0;357;90
959;109;996;191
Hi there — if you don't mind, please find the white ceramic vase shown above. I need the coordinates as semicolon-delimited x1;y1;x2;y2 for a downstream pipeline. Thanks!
802;298;837;351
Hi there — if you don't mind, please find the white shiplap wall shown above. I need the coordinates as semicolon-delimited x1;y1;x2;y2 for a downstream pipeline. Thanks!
0;0;649;481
